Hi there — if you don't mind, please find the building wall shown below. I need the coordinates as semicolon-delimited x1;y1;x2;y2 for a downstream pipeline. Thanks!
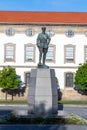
0;24;87;100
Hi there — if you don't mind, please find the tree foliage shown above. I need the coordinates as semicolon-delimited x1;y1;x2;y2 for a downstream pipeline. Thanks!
0;66;21;100
74;62;87;91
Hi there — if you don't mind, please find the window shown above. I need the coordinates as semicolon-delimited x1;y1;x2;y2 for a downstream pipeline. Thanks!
64;45;75;63
47;30;55;37
46;45;56;62
25;29;34;36
4;43;15;62
84;31;87;36
66;30;74;37
25;72;30;86
24;44;35;62
65;72;74;88
84;46;87;61
6;28;14;36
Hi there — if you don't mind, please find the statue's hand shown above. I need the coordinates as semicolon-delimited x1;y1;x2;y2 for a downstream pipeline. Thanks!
37;42;40;47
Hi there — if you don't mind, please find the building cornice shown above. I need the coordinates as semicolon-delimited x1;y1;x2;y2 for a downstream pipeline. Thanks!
0;65;78;69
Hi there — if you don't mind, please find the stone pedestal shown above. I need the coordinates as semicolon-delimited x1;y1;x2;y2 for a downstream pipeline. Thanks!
28;69;58;116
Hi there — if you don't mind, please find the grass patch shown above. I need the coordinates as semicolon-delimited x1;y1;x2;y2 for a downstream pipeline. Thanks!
0;100;87;105
0;100;27;104
58;100;87;105
1;113;87;125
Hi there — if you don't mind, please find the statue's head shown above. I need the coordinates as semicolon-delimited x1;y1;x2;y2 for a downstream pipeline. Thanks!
41;26;46;31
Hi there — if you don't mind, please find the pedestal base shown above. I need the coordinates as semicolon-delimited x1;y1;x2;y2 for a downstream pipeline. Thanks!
28;69;58;116
38;64;49;69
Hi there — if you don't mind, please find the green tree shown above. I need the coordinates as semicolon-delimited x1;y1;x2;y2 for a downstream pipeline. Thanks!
74;62;87;92
0;66;21;100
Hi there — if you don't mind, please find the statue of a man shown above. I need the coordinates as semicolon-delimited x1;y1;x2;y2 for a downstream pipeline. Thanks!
36;26;51;68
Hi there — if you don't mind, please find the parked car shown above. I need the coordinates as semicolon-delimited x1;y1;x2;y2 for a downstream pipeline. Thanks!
18;82;26;89
74;85;87;95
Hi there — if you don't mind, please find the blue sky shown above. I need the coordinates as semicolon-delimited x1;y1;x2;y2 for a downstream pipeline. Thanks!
0;0;87;12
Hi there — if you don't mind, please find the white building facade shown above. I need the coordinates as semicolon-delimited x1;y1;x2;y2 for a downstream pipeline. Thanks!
0;11;87;99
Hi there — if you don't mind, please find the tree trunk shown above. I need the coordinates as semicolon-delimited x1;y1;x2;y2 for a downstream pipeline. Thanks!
12;92;14;101
5;91;7;101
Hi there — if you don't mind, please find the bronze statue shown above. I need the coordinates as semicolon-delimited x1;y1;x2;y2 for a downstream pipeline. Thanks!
37;26;51;68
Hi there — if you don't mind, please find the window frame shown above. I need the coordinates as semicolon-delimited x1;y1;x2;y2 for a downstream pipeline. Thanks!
84;45;87;62
24;72;31;86
47;29;55;37
46;44;56;63
64;44;75;63
24;43;35;62
25;29;34;36
64;72;74;89
66;30;74;37
4;43;16;62
5;27;15;36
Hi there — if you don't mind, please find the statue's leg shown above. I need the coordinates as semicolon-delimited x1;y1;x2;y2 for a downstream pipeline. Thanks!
39;48;43;65
43;48;48;65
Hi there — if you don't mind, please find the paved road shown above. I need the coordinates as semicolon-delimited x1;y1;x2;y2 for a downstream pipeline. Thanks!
63;105;87;119
0;104;87;119
0;124;87;130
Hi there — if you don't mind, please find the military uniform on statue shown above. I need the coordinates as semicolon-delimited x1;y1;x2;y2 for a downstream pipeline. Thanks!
36;26;50;68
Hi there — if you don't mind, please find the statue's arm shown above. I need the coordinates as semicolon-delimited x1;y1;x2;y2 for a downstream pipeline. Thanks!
36;35;40;47
47;34;51;45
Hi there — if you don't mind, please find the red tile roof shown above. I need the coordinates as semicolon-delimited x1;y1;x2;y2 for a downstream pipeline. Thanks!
0;11;87;24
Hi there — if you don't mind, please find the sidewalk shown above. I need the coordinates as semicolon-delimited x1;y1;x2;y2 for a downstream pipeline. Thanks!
63;104;87;108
